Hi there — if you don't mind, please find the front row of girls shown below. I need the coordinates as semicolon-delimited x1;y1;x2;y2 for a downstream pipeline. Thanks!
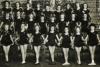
0;23;100;65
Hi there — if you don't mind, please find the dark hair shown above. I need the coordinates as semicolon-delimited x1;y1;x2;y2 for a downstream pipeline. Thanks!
89;23;96;28
15;2;21;8
2;1;10;8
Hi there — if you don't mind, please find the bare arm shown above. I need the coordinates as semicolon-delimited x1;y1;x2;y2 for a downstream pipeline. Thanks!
10;35;14;45
97;34;100;44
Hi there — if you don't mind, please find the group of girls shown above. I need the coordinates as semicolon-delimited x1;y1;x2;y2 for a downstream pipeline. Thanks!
0;0;100;66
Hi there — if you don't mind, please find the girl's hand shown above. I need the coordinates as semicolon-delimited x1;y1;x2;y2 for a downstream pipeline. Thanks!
57;42;60;46
11;42;14;45
99;40;100;43
84;41;87;45
98;40;100;45
44;39;48;44
42;45;47;49
18;46;20;51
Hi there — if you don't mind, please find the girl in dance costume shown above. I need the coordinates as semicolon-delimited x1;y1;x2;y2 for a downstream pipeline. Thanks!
72;26;84;64
31;25;43;64
44;26;59;65
17;23;29;64
85;24;100;65
0;24;14;62
59;26;71;65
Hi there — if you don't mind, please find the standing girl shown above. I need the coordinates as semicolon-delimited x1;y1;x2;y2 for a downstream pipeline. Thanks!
85;24;100;65
44;26;59;64
72;26;84;64
31;25;43;64
0;24;13;62
17;23;29;64
59;26;71;65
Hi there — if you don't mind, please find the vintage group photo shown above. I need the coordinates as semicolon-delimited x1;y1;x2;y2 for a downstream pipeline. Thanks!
0;0;100;67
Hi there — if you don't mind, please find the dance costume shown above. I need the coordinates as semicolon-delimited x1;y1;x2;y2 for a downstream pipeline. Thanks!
18;31;29;45
65;9;72;22
61;34;71;48
47;33;57;46
74;34;83;47
39;21;47;34
32;32;42;46
88;31;98;46
1;30;12;46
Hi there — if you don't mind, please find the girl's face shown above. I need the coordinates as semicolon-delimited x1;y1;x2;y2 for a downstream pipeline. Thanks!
67;4;70;9
51;26;55;31
29;14;33;19
84;14;87;18
76;3;80;8
16;3;20;8
84;4;87;9
51;17;55;22
46;6;50;11
64;27;69;33
90;26;95;31
35;26;40;31
37;4;40;9
41;16;44;21
5;2;9;7
76;27;80;33
60;14;65;21
29;0;32;4
72;14;75;18
27;4;30;8
5;25;9;31
57;6;61;11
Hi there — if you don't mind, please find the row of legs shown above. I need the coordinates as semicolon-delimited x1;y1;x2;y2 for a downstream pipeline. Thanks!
2;45;96;65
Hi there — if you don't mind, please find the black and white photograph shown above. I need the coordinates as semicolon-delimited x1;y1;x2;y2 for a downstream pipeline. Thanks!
0;0;100;67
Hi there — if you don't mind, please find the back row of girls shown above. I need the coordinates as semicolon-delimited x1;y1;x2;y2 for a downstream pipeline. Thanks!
1;0;91;33
0;0;100;66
